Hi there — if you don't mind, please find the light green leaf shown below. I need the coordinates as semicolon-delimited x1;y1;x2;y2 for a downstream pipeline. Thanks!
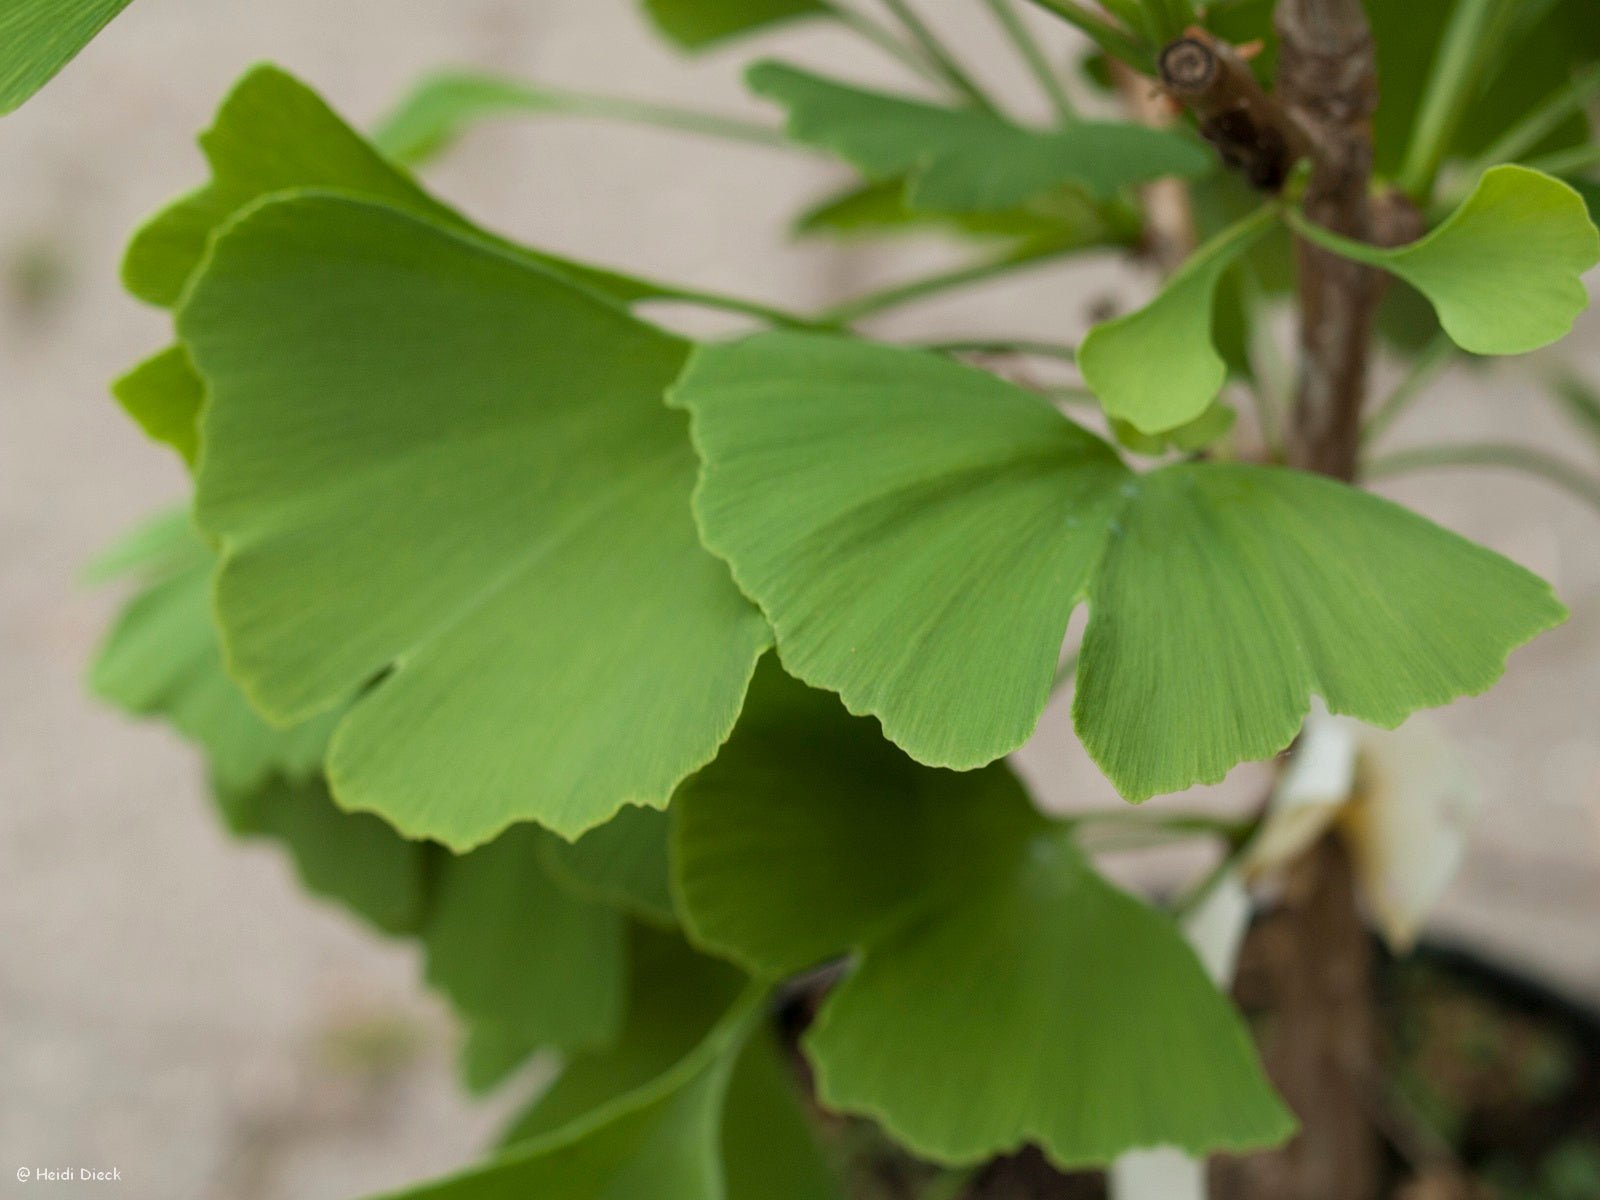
0;0;133;114
748;61;1210;211
373;71;788;168
1287;166;1600;356
423;825;626;1054
364;989;764;1200
226;776;429;936
673;664;1294;1166
672;333;1128;771
89;512;337;797
122;64;660;311
1074;463;1564;798
642;0;830;49
673;333;1566;799
111;344;205;466
794;177;1126;248
1080;207;1277;433
541;807;677;928
181;193;769;849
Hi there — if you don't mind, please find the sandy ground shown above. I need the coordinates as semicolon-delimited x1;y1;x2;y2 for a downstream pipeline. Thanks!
1;4;1597;1198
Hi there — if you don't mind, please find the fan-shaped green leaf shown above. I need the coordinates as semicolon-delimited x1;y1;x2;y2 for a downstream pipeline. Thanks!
672;333;1128;771
1079;207;1276;433
673;664;1294;1166
181;193;769;848
1288;166;1599;356
89;513;336;796
502;926;743;1145
122;64;659;311
365;989;766;1200
541;807;677;928
748;61;1210;211
672;333;1566;799
642;0;830;49
0;0;133;114
110;345;205;466
226;776;429;936
1073;463;1564;799
423;825;626;1054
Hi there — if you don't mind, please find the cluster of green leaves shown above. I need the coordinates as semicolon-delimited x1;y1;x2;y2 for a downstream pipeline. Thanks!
23;0;1596;1194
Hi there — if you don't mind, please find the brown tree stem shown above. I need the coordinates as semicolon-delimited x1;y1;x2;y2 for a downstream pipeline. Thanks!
1213;4;1387;1200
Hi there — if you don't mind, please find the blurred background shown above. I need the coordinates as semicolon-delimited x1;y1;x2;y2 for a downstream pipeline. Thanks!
1;2;1596;1197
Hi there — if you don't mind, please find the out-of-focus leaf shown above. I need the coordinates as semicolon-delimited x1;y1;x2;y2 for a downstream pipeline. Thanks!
89;512;336;797
794;177;1120;247
362;989;770;1200
673;664;1294;1167
542;807;677;928
642;0;830;49
0;0;133;115
501;926;743;1145
749;61;1210;211
181;193;768;849
1079;207;1276;433
1552;373;1600;457
122;64;661;311
226;776;429;936
423;825;626;1054
111;345;205;466
672;333;1566;800
1291;167;1598;356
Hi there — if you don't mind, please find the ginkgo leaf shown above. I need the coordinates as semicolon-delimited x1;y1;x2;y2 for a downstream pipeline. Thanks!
501;926;744;1145
748;62;1210;211
423;825;626;1054
0;0;133;115
1287;166;1600;356
122;64;661;312
90;511;337;797
673;332;1128;771
541;807;677;928
672;333;1566;800
642;0;830;49
1080;207;1277;433
111;345;205;466
673;663;1295;1167
226;776;430;937
182;193;769;848
365;988;766;1200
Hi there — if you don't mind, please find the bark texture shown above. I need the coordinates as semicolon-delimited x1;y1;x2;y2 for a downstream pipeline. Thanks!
1275;0;1380;480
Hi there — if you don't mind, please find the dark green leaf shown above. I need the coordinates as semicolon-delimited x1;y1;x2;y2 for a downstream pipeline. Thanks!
423;825;626;1054
673;664;1294;1166
181;193;769;848
226;776;429;936
364;989;766;1200
542;807;677;928
501;926;744;1145
90;513;336;797
748;61;1210;211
